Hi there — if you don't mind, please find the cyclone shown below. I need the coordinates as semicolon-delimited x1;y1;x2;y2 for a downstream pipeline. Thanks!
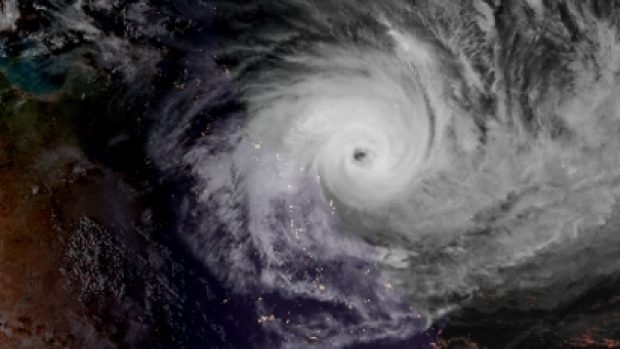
245;40;444;211
6;0;620;347
144;1;620;348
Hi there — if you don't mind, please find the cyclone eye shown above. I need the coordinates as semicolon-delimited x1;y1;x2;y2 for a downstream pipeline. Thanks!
352;148;374;167
353;149;367;162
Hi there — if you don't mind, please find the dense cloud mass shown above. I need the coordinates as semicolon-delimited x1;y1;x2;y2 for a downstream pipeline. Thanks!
144;0;620;347
4;0;620;347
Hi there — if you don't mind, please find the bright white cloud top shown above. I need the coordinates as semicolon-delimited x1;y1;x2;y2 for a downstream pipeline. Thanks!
146;1;620;347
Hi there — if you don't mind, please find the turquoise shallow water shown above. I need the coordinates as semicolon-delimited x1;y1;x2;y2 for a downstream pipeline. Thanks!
0;57;67;95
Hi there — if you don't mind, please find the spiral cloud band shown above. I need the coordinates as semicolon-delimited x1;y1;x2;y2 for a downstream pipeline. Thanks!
145;1;620;347
246;40;445;211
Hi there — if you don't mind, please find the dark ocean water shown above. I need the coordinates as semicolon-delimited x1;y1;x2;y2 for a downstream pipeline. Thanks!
0;56;67;95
